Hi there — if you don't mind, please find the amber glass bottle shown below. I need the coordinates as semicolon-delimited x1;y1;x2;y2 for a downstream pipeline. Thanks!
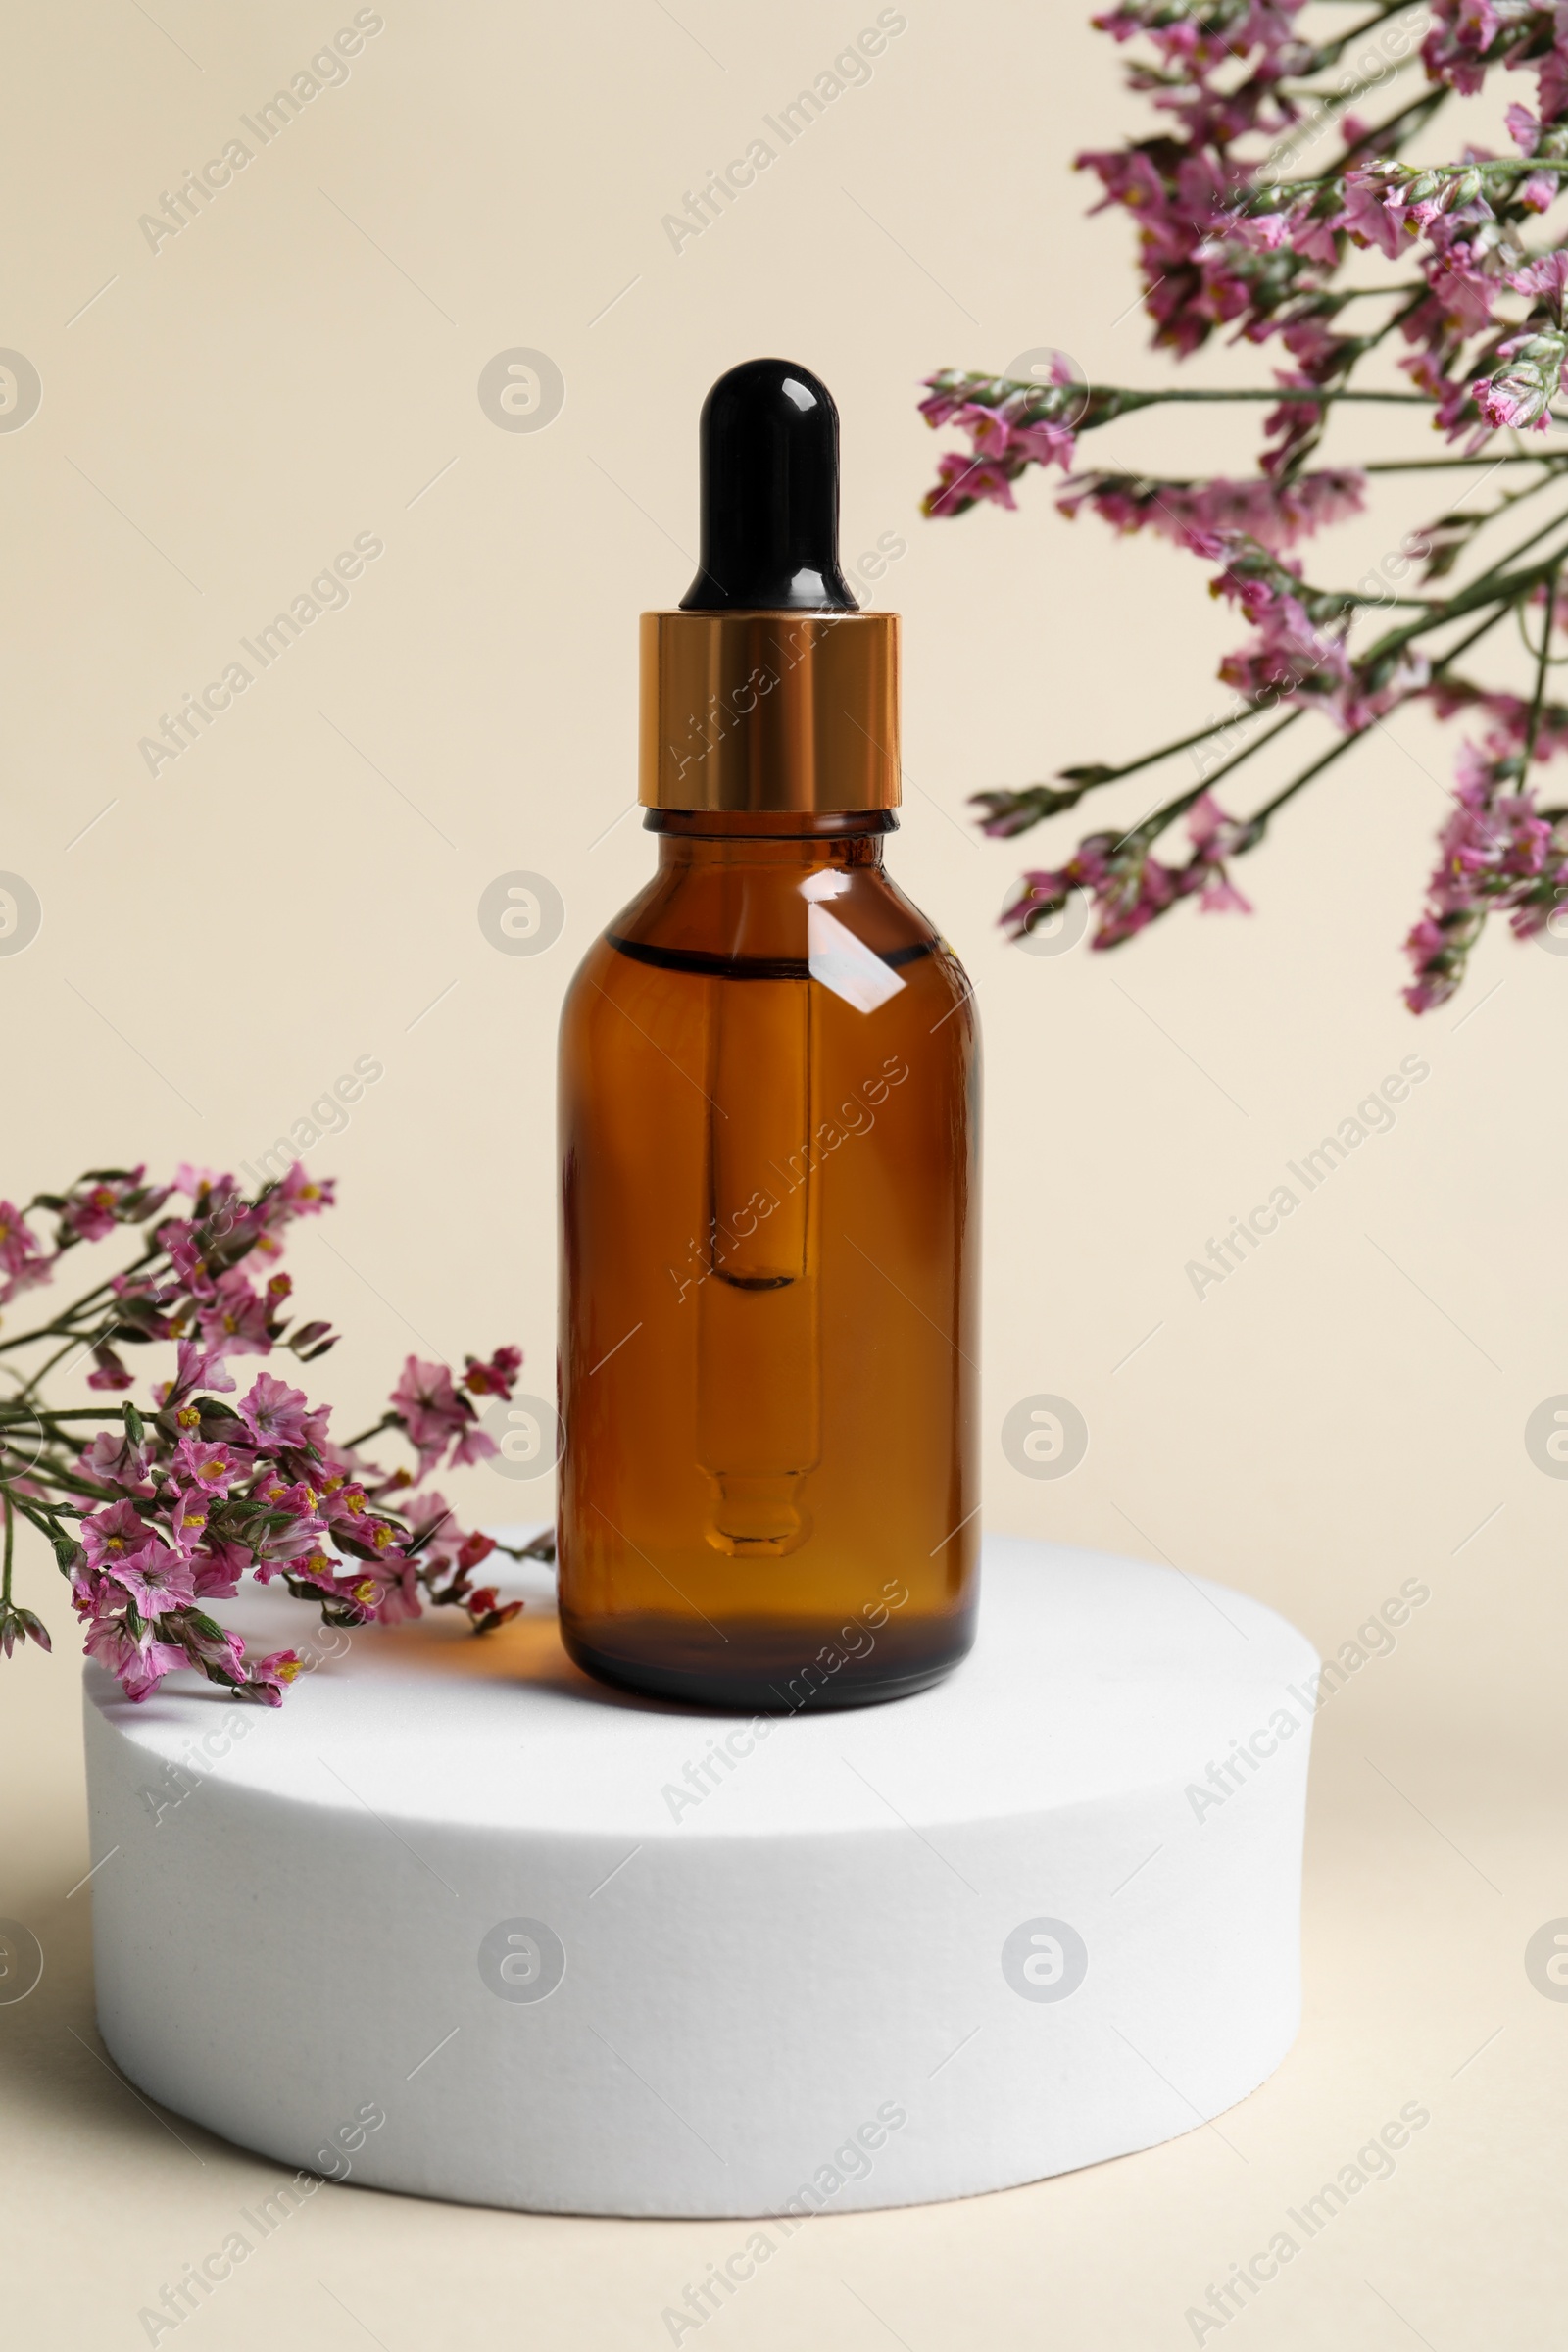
557;361;978;1708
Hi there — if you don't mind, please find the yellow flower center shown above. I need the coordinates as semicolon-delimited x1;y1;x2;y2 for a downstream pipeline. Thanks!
353;1579;377;1604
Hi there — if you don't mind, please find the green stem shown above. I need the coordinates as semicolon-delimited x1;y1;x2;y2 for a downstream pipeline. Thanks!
1089;703;1308;787
1257;152;1568;206
1119;710;1308;847
1021;504;1568;858
1075;452;1567;492
342;1413;395;1451
1238;595;1525;841
1522;566;1562;774
12;1300;143;1405
1429;597;1533;675
1280;81;1448;187
1247;725;1365;830
9;1489;76;1550
1111;386;1436;408
16;1334;99;1404
0;1405;129;1423
2;1491;13;1611
1304;0;1425;68
0;1244;169;1354
1361;454;1568;474
0;1451;121;1504
1116;572;1530;861
1364;536;1568;667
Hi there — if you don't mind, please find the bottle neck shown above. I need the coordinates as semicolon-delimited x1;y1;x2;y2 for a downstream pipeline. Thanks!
648;808;893;872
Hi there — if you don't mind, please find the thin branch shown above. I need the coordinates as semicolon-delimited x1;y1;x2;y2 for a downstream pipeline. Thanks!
1522;565;1562;773
1305;0;1427;70
1247;724;1366;829
1361;454;1568;475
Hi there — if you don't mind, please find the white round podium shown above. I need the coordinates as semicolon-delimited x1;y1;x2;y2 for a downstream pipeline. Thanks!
82;1535;1317;2217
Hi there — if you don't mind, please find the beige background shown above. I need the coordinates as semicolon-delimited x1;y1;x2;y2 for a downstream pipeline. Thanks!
3;1;1564;2343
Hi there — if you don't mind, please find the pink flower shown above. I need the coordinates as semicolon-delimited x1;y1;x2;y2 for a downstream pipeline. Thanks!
247;1650;306;1706
172;1435;249;1497
197;1270;275;1356
1423;3;1499;95
400;1492;509;1625
76;1428;155;1495
250;1518;333;1580
409;1496;494;1582
447;1421;499;1469
405;1490;457;1563
464;1345;522;1399
236;1371;314;1451
79;1499;157;1573
191;1540;251;1600
174;1163;237;1199
1186;793;1255;913
154;1217;215;1299
252;1164;336;1255
86;1346;134;1393
61;1170;146;1245
1507;249;1568;309
83;1617;189;1702
100;1541;198;1621
173;1616;249;1688
0;1200;41;1278
154;1339;236;1409
390;1355;491;1470
162;1484;216;1556
358;1557;423;1626
0;1200;52;1304
107;1271;182;1344
391;1357;463;1451
1472;327;1568;433
1506;101;1542;153
923;449;1021;518
1336;171;1413;260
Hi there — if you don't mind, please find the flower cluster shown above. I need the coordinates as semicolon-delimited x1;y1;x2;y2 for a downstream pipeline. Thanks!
918;1;1568;1006
918;364;1085;516
0;1166;541;1704
1056;466;1366;556
1402;686;1568;1005
1004;791;1256;950
1212;547;1432;731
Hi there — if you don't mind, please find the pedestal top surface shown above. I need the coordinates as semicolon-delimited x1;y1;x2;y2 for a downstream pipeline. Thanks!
83;1534;1317;1838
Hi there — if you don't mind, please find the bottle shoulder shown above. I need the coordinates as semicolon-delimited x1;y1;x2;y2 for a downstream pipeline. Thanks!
562;854;975;1045
598;857;944;960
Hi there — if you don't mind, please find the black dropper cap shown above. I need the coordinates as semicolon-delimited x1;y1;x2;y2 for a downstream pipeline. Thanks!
681;359;858;614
